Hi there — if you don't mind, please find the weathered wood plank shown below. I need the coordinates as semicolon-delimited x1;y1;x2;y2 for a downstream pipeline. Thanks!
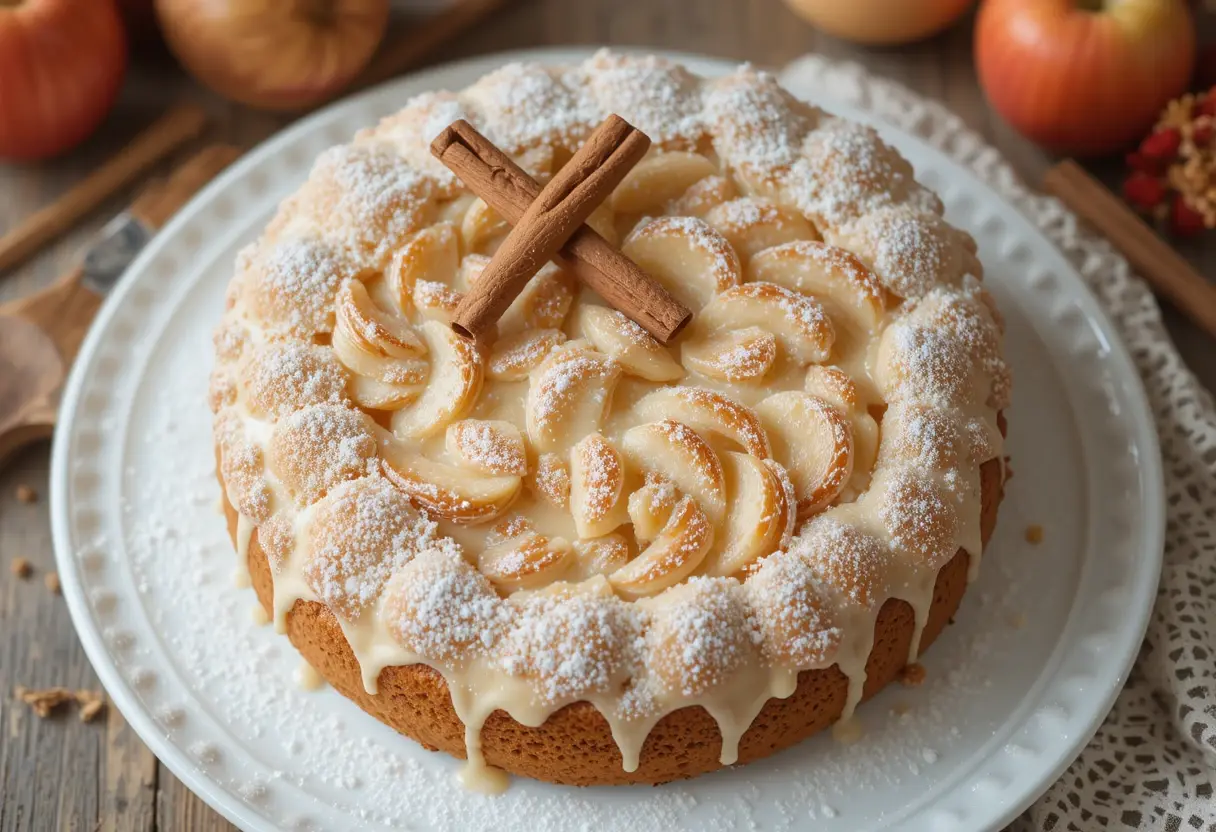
155;767;235;832
0;5;1211;830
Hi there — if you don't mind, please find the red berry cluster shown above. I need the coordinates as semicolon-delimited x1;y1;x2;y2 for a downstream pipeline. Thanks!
1123;88;1216;237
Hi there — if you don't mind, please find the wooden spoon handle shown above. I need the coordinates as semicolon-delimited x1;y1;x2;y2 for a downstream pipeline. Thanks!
2;144;243;367
0;143;242;467
0;104;208;277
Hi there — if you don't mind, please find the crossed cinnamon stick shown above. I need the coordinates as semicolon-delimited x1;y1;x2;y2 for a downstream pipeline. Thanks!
430;116;692;344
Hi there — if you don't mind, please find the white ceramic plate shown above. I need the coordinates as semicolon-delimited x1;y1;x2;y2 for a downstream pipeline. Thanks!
51;48;1164;832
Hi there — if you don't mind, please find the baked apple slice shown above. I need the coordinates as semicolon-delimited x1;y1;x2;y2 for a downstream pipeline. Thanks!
391;321;483;439
755;391;853;519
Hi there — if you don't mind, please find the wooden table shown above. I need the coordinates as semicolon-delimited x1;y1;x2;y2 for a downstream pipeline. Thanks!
2;2;1213;829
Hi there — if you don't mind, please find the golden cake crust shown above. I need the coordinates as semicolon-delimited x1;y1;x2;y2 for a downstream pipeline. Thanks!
222;450;1002;786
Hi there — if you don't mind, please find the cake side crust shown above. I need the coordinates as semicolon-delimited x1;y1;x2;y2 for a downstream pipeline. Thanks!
220;453;1003;786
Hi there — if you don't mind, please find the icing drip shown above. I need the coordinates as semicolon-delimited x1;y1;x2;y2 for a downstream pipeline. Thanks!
296;660;325;691
209;51;1009;791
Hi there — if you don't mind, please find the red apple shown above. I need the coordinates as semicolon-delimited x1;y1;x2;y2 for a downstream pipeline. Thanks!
976;0;1196;156
0;0;128;162
155;0;390;111
781;0;976;45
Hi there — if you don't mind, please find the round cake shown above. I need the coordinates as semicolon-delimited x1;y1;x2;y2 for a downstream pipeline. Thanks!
209;51;1010;790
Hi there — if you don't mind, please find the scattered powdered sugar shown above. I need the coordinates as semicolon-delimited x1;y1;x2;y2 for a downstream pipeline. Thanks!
303;143;436;266
634;216;741;288
381;546;509;662
880;402;960;471
572;50;706;149
686;329;777;382
462;62;597;154
882;320;972;408
304;475;457;621
572;434;622;522
702;66;815;178
841;205;966;299
788;119;916;229
488;328;566;380
499;592;644;705
527;349;621;438
448;420;527;476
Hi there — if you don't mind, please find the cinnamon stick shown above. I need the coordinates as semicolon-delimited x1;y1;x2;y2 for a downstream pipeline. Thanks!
0;104;208;276
449;116;650;339
1043;160;1216;341
432;121;692;343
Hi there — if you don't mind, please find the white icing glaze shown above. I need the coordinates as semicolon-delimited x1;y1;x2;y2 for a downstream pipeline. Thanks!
209;51;1009;790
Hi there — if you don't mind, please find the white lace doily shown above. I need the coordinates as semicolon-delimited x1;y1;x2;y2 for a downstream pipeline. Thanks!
781;54;1216;831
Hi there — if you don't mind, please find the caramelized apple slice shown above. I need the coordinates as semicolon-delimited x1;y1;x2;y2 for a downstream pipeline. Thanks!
387;223;459;310
379;450;520;524
620;216;741;311
391;321;483;439
681;326;777;383
608;496;712;599
526;344;622;455
704;197;818;260
487;328;567;381
478;532;573;591
696;282;834;365
621;420;725;525
703;452;788;577
569;433;629;539
805;365;879;495
412;280;464;324
611;152;717;214
445;419;527;476
634;387;771;459
755;391;853;519
577;305;683;382
750;241;886;337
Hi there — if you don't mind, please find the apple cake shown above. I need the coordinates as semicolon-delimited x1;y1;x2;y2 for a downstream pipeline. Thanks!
210;50;1010;791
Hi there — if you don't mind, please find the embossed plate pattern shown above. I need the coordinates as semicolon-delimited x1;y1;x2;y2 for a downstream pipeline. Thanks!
51;48;1163;832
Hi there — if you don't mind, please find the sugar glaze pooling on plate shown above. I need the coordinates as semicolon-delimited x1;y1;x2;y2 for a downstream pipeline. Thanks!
209;50;1009;791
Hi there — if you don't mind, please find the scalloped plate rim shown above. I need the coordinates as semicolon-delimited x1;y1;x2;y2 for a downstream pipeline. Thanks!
48;46;1164;832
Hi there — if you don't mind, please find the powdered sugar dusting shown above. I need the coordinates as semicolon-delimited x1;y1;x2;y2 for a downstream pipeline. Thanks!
269;405;379;505
648;577;757;698
382;547;509;662
305;476;456;621
794;516;891;609
244;237;360;337
500;592;644;704
747;550;842;667
240;340;349;420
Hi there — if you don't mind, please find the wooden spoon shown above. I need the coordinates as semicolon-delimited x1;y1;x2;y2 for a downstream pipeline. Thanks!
0;145;242;466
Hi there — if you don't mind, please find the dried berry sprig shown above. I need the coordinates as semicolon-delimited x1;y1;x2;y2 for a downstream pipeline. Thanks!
1123;87;1216;237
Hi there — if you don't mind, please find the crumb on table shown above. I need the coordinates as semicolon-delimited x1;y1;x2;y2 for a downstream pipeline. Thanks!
14;686;74;718
1024;524;1044;545
44;571;61;594
15;485;38;504
10;558;32;579
74;690;106;723
13;686;105;721
899;663;926;687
